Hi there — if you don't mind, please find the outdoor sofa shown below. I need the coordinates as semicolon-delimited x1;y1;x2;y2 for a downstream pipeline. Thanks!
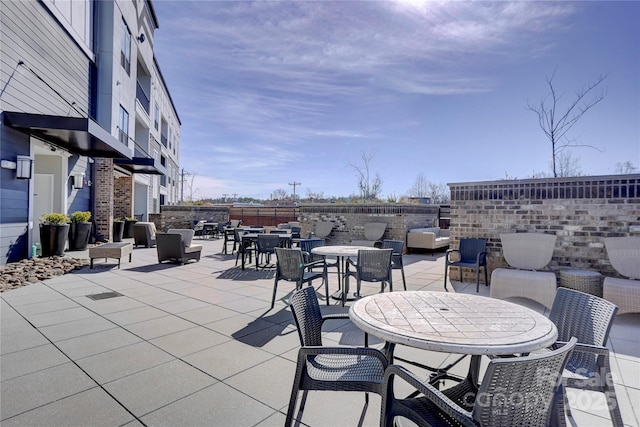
406;227;450;253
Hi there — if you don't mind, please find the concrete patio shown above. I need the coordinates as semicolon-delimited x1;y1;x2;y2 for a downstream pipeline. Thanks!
1;237;638;426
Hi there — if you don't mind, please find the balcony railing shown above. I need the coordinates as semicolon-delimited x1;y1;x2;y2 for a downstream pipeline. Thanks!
118;129;128;145
136;81;150;114
161;134;168;147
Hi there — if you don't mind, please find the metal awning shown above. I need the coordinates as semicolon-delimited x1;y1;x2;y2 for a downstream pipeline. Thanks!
114;157;165;175
2;112;133;159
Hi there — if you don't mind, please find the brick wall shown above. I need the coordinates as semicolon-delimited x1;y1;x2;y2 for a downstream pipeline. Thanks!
157;206;229;231
299;203;440;247
94;158;114;240
114;176;133;219
449;174;640;282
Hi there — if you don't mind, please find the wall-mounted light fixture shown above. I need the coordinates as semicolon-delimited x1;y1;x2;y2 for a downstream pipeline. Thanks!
72;173;85;189
1;156;32;179
137;33;145;43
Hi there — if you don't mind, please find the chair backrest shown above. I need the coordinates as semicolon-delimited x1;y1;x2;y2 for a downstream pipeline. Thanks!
472;338;577;427
275;247;305;282
270;229;289;234
458;238;487;263
364;222;387;241
315;221;334;239
299;239;326;262
604;236;640;279
289;286;324;347
193;220;206;231
167;229;194;247
228;219;241;227
233;228;246;242
356;248;393;282
381;239;404;254
257;234;280;253
500;233;556;270
549;287;618;372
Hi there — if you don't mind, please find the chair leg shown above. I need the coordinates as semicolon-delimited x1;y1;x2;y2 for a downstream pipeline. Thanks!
484;265;489;287
323;266;330;306
271;278;278;309
400;265;407;291
444;261;449;290
285;384;301;427
476;266;481;293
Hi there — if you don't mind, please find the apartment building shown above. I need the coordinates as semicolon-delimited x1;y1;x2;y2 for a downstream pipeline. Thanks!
0;0;180;264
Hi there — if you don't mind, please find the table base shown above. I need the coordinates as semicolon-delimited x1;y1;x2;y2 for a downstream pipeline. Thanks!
331;290;358;301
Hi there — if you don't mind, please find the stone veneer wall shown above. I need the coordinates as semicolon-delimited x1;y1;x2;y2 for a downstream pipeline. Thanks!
298;203;440;248
156;206;229;231
448;174;640;283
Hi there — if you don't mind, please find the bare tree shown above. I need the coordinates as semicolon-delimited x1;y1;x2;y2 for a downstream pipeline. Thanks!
408;173;450;203
555;150;582;177
350;150;383;201
181;171;198;203
408;173;430;197
614;161;637;174
270;188;288;200
527;69;607;177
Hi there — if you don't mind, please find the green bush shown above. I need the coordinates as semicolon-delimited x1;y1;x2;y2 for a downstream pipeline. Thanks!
40;213;69;225
70;211;91;223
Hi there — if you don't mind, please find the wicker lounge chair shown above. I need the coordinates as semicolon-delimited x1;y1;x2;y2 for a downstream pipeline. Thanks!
381;240;407;290
255;234;279;269
490;233;558;309
444;238;488;292
344;248;393;306
132;222;156;248
156;229;202;264
286;286;388;427
549;287;623;426
380;338;577;427
603;236;640;314
271;248;326;308
314;221;334;239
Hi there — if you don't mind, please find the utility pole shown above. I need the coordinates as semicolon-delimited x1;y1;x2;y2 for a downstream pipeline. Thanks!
180;168;185;203
222;193;228;203
289;181;301;201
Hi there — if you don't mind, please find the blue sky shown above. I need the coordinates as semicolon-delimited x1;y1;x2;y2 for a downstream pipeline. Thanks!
153;1;639;200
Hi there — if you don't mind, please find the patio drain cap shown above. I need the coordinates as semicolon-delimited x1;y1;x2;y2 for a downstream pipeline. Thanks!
86;291;123;301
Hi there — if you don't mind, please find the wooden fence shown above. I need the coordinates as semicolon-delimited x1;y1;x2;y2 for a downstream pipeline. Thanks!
229;206;299;227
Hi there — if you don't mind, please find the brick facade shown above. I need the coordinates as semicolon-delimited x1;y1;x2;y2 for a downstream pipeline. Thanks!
114;176;133;219
449;174;640;283
94;158;114;240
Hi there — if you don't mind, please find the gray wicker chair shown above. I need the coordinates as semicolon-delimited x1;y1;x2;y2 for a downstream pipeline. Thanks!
286;286;389;427
351;222;387;247
133;222;156;248
271;248;326;308
156;232;202;264
444;238;488;292
255;234;280;269
380;337;577;427
382;240;407;290
314;221;334;239
344;248;393;307
549;287;623;426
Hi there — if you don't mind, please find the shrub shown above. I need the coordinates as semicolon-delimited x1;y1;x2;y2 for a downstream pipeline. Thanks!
70;211;91;223
40;213;69;225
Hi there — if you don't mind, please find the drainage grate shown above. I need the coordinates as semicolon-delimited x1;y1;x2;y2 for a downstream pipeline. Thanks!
86;291;123;301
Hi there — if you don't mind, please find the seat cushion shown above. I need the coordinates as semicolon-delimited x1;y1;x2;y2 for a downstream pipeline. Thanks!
184;244;203;254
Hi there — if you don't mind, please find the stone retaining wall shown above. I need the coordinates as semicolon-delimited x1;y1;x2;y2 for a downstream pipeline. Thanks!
448;174;640;283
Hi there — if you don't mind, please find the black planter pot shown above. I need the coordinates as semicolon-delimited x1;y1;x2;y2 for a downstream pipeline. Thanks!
68;222;92;251
113;221;125;242
123;219;137;238
40;224;70;256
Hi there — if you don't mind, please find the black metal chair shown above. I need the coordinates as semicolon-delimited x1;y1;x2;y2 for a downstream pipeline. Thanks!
382;240;406;291
271;248;326;308
222;228;236;254
444;238;488;292
286;286;388;427
255;234;280;269
381;338;577;427
549;287;623;426
344;248;393;307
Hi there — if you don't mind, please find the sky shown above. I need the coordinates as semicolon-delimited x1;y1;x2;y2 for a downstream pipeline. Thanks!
152;1;640;201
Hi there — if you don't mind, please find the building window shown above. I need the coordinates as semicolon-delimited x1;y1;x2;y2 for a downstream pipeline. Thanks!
154;102;159;130
118;105;129;144
120;19;131;75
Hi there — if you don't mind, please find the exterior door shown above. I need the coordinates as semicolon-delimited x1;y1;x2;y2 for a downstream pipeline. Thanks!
33;173;54;244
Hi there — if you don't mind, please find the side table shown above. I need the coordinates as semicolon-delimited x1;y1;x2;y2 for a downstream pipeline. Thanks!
89;242;133;269
559;269;603;297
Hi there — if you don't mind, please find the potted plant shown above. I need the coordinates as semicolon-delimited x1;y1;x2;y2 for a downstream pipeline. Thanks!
68;211;92;251
123;216;138;238
39;213;70;256
113;218;125;242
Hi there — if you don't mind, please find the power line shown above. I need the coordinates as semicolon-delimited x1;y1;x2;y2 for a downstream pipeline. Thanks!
288;181;301;200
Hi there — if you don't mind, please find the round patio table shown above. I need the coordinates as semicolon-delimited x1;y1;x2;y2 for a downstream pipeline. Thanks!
311;245;377;301
349;291;558;404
